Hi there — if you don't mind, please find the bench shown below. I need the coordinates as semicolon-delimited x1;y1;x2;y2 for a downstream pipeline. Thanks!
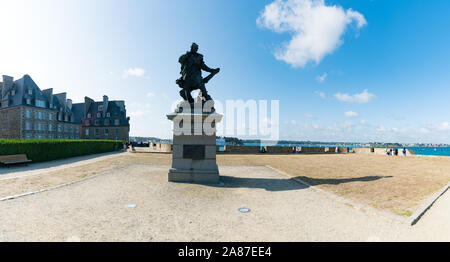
0;154;32;166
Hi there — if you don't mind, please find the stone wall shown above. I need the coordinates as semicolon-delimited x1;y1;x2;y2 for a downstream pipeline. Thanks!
220;145;260;154
149;142;173;153
0;106;21;139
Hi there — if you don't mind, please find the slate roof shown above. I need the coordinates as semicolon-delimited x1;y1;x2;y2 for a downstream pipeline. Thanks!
1;75;129;126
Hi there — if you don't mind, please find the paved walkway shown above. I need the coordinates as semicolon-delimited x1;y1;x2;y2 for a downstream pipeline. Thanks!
0;151;127;181
0;163;448;241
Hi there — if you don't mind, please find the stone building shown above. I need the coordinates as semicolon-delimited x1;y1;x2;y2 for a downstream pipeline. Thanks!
73;96;130;141
0;74;130;141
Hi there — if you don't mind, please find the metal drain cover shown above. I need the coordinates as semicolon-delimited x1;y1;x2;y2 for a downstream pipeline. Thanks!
238;208;251;213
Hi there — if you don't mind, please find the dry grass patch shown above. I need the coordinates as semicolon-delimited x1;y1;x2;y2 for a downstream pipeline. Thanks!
217;154;450;217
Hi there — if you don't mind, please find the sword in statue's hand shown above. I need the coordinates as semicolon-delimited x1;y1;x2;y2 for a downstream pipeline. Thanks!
203;68;220;84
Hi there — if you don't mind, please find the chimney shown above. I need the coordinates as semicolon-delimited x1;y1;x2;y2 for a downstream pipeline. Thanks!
54;93;67;112
103;95;109;117
2;75;14;99
42;88;53;108
84;96;94;117
67;99;73;110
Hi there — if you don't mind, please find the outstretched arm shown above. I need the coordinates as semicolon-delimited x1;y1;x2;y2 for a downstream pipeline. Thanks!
201;62;216;73
200;56;219;73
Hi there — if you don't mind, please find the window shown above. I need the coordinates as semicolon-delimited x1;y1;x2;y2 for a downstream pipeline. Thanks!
97;112;101;118
75;126;79;133
85;129;89;136
98;105;104;111
11;90;15;96
114;119;120;126
95;129;100;136
36;100;46;108
104;119;110;126
87;113;91;118
64;115;68;121
25;121;32;131
58;125;62;133
106;113;110;117
26;98;32;105
58;113;62;121
105;129;109;136
49;124;53;132
25;110;31;118
26;133;32;140
49;113;53;120
85;120;90;126
38;111;43;120
95;120;99;126
115;129;119;135
28;89;33;95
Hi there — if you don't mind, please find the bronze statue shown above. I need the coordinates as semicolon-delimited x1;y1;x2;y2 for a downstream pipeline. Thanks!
176;43;220;103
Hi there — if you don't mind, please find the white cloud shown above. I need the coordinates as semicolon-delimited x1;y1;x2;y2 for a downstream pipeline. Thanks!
419;127;430;134
439;122;450;131
316;73;327;83
304;113;314;119
315;91;326;99
345;111;359;118
129;110;151;117
334;89;375;103
257;0;367;67
146;92;155;97
123;67;146;78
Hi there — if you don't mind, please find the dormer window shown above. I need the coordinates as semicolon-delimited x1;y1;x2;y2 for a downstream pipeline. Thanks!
26;98;31;105
98;105;104;111
36;100;46;108
11;90;15;96
28;89;33;95
87;113;91;118
114;119;120;126
97;112;101;118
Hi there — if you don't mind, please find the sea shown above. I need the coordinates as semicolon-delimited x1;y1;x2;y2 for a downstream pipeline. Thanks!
217;141;450;157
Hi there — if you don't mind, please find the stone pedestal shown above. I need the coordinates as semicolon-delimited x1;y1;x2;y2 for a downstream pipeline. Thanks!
167;105;223;184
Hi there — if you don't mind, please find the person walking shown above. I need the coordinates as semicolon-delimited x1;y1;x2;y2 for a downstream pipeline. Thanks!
403;148;407;157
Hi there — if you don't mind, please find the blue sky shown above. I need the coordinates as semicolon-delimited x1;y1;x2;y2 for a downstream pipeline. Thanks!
1;0;450;143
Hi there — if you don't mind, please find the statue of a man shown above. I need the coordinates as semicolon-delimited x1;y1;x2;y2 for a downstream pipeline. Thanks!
176;43;220;103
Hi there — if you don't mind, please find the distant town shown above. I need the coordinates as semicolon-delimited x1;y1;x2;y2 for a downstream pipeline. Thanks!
130;136;450;148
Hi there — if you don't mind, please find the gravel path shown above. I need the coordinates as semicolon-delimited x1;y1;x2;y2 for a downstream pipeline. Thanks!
0;163;448;241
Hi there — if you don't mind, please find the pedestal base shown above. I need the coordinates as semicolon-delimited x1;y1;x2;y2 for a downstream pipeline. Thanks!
168;168;220;183
167;107;223;184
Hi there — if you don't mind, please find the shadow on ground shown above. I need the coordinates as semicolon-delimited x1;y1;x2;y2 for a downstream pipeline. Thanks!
211;175;393;192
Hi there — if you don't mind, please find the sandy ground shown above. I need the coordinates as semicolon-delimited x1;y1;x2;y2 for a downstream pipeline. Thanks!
0;162;449;242
1;152;449;217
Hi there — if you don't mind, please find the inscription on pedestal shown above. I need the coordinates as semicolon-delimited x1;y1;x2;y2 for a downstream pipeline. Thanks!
183;145;206;160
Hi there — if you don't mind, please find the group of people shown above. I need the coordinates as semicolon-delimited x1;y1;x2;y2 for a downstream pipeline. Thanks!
386;147;407;156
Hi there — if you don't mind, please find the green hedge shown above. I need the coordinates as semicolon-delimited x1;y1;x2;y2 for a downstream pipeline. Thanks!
0;139;123;163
